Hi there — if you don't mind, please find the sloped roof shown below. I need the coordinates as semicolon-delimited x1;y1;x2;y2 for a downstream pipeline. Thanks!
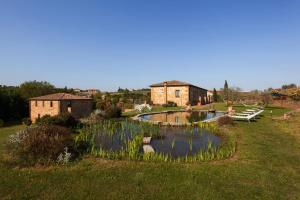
30;93;92;101
150;80;207;90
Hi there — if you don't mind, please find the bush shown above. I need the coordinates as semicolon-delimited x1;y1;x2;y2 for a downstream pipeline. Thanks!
104;106;122;119
22;118;32;126
0;119;4;127
7;125;77;166
217;116;234;126
36;113;78;128
162;101;177;107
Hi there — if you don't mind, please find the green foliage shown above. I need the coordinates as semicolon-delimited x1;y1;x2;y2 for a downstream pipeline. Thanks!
103;106;122;119
0;81;73;122
94;89;150;111
162;101;177;107
224;80;229;102
0;86;27;121
36;113;78;128
75;119;235;163
19;80;55;100
22;118;32;126
0;119;4;127
7;125;76;166
213;88;218;102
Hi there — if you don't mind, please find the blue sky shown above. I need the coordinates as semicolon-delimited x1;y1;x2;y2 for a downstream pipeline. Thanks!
0;0;300;91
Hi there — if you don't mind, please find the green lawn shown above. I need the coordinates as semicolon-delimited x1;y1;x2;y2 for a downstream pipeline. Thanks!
1;106;300;199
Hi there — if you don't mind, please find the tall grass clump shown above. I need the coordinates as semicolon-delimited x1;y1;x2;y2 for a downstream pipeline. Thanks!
75;119;237;162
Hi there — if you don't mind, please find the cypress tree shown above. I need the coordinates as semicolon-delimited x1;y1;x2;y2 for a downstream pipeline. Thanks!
224;80;229;104
213;88;218;102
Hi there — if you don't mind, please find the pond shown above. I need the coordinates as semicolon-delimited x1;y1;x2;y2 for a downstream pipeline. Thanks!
86;121;221;158
149;126;220;158
138;110;224;124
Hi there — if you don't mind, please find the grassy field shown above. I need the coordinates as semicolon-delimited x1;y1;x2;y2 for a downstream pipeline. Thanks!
1;104;300;199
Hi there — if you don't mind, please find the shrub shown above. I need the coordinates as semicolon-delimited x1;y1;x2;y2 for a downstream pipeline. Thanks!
104;106;122;119
123;102;134;109
7;125;77;166
53;113;78;127
36;113;78;128
217;116;234;126
162;101;177;107
0;119;4;127
22;118;32;126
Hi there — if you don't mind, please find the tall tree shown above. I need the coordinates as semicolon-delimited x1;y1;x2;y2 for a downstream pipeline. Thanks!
224;80;229;104
19;81;55;99
213;88;218;102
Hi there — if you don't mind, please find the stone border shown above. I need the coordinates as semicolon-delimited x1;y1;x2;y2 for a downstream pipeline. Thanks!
132;110;226;126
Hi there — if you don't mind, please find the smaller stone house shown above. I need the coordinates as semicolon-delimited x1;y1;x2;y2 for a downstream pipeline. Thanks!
29;93;93;122
150;80;211;106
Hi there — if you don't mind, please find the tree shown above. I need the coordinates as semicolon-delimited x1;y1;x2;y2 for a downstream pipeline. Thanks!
224;80;229;104
282;83;297;90
230;87;242;102
19;81;55;99
213;88;218;102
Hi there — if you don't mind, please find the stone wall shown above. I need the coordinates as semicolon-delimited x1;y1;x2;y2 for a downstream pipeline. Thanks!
151;86;189;106
151;87;166;105
30;100;60;122
30;99;93;122
166;86;189;106
60;100;93;119
151;85;208;106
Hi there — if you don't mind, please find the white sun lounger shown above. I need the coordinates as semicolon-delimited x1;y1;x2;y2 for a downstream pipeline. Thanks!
230;110;264;123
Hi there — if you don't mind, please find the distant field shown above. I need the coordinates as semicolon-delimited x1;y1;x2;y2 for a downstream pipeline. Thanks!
1;104;300;199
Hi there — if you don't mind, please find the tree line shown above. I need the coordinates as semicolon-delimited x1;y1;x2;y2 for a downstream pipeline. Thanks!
0;81;73;122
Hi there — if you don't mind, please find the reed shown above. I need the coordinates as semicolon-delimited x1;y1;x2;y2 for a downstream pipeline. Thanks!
75;119;236;163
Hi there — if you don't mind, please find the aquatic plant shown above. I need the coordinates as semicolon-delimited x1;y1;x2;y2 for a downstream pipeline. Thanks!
171;138;176;149
75;119;236;163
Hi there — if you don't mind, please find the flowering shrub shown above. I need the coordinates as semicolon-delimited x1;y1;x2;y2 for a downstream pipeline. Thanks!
57;147;72;165
7;125;77;166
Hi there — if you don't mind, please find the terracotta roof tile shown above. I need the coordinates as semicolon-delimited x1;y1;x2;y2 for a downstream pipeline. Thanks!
30;93;92;100
150;80;207;90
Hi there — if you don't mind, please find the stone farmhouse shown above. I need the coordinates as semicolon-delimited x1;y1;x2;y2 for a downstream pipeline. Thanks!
29;93;93;122
150;80;211;106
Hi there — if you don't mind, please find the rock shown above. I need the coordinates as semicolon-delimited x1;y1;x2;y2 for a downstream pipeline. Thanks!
143;137;152;144
143;145;155;153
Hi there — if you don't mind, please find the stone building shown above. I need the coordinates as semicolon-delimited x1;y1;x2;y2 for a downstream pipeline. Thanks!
150;80;210;106
29;93;93;122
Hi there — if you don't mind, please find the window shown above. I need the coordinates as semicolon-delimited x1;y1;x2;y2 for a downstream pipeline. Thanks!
35;101;38;107
175;116;179;123
42;101;45;107
175;90;180;98
50;101;53;107
67;101;72;113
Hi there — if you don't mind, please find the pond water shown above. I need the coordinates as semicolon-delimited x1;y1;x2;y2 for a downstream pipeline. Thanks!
149;127;220;158
93;124;221;158
139;111;224;124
